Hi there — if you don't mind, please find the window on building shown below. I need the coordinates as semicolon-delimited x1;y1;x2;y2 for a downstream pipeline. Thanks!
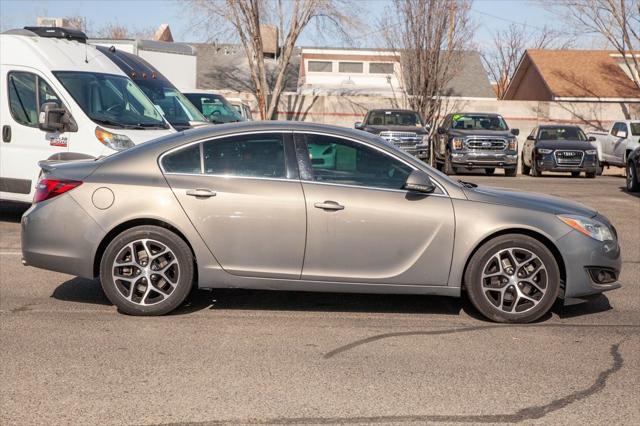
338;62;364;73
369;63;395;74
308;61;333;72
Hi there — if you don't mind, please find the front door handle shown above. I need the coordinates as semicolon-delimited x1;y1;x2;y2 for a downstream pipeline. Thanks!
186;188;216;198
314;200;344;211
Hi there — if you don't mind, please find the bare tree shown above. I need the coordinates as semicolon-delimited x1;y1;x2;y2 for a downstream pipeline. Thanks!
62;16;87;32
481;24;570;99
381;0;475;128
95;23;156;40
547;0;640;90
188;0;358;120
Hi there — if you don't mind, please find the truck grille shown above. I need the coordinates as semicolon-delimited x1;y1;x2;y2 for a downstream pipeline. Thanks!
466;138;507;150
554;150;584;166
379;131;423;148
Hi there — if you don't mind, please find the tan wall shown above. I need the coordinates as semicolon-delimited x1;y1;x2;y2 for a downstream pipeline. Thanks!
508;65;552;101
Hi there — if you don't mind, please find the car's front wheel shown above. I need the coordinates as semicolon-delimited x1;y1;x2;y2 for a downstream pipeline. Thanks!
628;160;639;192
100;225;194;316
465;234;560;323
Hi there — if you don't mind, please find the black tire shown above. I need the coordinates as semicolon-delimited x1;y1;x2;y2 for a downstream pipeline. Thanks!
465;234;560;323
596;161;604;176
521;155;531;176
571;171;581;177
100;225;194;316
585;171;596;179
531;155;542;177
628;160;640;192
443;149;457;175
484;168;495;175
504;167;517;177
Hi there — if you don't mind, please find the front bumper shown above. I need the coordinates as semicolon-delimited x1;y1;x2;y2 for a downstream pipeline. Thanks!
536;152;598;172
555;228;622;303
400;144;430;160
451;150;518;168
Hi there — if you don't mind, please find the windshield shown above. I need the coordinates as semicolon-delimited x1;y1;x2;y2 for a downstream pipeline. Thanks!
366;111;423;127
54;72;167;129
135;80;207;127
630;123;640;136
538;127;587;141
451;114;508;131
184;93;244;124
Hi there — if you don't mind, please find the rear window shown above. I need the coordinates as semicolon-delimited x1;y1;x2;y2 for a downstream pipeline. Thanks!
630;123;640;136
162;144;201;174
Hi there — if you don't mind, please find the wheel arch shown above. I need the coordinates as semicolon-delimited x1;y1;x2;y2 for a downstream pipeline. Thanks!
93;218;197;278
461;228;566;291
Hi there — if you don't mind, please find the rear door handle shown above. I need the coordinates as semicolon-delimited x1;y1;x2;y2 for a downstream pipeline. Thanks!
314;200;344;211
186;188;216;198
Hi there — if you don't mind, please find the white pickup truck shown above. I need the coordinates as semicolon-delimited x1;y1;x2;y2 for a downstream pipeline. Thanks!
589;120;640;173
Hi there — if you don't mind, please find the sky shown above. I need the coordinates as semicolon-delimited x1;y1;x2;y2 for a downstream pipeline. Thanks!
0;0;603;49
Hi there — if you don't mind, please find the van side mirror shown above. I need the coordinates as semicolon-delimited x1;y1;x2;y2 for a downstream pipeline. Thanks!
588;136;596;142
511;128;520;136
39;102;77;133
527;135;535;141
616;130;628;139
437;127;446;135
403;170;436;193
354;122;363;130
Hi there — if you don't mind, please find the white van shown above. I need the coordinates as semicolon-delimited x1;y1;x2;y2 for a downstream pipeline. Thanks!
0;27;175;203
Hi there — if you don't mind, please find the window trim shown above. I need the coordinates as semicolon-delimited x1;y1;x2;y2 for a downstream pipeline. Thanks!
6;71;63;129
307;60;333;73
159;131;298;180
338;61;364;73
368;62;395;74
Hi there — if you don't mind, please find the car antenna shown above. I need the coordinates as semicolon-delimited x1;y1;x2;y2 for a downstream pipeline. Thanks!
84;41;88;63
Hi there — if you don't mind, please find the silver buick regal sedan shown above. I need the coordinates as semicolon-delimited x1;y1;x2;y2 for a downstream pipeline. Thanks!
21;122;622;323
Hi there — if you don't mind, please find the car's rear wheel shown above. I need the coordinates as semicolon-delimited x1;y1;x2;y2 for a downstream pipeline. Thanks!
465;234;560;323
485;168;495;175
628;160;640;192
100;225;194;316
531;155;542;177
596;161;604;176
520;155;531;175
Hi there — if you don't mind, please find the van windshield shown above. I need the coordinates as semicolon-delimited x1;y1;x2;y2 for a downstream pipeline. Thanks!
54;72;168;129
134;79;208;128
184;93;244;124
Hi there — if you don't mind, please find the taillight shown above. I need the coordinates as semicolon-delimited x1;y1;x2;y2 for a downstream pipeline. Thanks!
33;178;82;203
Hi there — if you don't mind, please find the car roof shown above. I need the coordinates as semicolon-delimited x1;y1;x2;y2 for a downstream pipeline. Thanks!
368;109;418;114
538;124;582;129
450;112;501;116
0;30;126;76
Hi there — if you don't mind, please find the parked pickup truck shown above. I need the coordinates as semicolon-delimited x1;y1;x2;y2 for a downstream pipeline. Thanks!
433;113;519;176
355;109;430;161
588;120;640;173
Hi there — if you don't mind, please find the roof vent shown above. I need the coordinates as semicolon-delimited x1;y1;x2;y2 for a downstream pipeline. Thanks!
24;26;87;43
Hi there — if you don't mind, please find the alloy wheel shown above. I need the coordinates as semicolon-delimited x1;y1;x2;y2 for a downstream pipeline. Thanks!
111;239;180;306
628;163;635;190
480;247;548;314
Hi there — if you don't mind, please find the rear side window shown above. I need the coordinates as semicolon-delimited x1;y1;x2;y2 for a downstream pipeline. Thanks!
7;72;38;126
202;133;286;178
162;144;202;174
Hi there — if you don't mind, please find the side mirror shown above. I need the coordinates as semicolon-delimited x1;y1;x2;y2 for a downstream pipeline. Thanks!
354;122;363;130
511;128;520;136
616;130;627;139
38;102;77;133
588;136;596;142
403;170;436;194
437;127;446;135
526;135;535;141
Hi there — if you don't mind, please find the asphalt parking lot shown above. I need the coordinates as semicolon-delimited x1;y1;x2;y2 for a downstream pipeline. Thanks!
1;171;638;425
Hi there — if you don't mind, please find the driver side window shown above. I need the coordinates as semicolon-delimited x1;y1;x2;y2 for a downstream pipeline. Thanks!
299;134;412;190
7;72;62;128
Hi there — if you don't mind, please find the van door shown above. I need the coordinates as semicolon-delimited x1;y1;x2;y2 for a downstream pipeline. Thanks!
0;68;72;201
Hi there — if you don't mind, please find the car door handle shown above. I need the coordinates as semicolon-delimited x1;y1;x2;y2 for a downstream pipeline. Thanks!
314;201;344;211
186;188;216;198
2;125;10;143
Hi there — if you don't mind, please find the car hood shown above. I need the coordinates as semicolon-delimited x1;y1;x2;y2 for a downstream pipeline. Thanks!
463;185;597;217
363;125;428;134
449;129;513;138
536;140;596;150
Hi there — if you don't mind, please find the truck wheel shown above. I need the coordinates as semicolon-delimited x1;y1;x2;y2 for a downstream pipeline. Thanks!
504;168;517;177
627;161;639;192
585;171;596;179
521;155;531;175
531;156;542;177
443;150;457;175
485;168;495;175
465;234;560;323
571;171;581;177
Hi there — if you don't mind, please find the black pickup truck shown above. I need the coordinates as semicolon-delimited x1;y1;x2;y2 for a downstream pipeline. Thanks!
433;113;519;176
355;109;430;161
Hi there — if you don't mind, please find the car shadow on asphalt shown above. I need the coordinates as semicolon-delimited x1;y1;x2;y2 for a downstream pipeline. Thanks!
552;294;613;319
0;201;29;223
619;186;640;198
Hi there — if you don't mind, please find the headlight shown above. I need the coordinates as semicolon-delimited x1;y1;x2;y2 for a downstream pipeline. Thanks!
558;214;615;241
507;138;517;150
95;127;135;151
537;148;553;154
452;137;464;150
585;149;597;155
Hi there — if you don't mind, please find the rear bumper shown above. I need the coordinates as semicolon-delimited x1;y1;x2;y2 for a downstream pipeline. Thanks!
556;229;622;302
21;194;103;278
451;151;517;168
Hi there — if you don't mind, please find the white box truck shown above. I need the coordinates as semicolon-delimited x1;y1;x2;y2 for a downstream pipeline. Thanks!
1;27;175;203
